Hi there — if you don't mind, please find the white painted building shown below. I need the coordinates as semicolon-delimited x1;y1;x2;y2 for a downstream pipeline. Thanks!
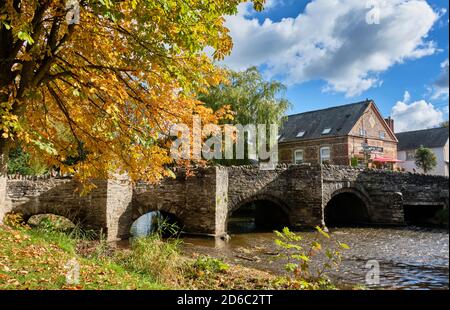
396;127;449;177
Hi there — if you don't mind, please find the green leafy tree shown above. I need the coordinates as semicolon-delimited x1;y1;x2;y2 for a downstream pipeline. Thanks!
198;67;291;165
415;146;437;174
199;67;291;126
440;121;449;128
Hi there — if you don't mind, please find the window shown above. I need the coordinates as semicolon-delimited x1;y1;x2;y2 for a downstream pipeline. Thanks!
296;131;306;138
322;128;332;135
360;128;367;136
379;131;386;139
294;150;304;164
320;147;331;164
406;150;415;161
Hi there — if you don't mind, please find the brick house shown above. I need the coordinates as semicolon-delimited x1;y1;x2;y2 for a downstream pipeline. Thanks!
278;100;399;167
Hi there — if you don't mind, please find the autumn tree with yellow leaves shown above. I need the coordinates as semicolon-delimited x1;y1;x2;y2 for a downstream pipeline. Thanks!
0;0;266;187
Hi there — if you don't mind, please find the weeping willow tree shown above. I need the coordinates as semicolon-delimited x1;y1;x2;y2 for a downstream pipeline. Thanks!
198;67;291;165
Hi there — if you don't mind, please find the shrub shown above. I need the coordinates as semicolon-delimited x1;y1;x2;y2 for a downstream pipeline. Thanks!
415;146;437;174
274;226;349;290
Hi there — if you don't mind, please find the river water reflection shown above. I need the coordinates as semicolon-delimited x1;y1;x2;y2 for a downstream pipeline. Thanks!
181;227;449;290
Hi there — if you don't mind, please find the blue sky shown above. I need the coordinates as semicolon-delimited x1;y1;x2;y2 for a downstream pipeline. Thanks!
221;0;449;132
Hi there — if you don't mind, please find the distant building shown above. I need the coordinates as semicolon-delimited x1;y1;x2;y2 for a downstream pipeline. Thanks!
278;100;399;167
396;127;449;176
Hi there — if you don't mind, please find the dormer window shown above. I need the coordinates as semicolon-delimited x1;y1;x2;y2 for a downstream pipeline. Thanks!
322;128;331;135
296;131;306;138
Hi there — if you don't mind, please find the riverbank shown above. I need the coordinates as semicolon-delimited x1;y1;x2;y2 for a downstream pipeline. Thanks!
0;225;165;289
0;225;281;290
180;227;449;290
4;223;446;290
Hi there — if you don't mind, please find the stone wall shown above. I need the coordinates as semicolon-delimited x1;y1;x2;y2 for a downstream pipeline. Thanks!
6;176;108;232
322;165;449;225
4;175;134;241
2;165;448;239
226;164;324;228
106;175;133;240
132;167;222;236
0;153;8;224
215;167;229;236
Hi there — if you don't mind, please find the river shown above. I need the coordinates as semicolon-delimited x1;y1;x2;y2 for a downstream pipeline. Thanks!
181;227;449;290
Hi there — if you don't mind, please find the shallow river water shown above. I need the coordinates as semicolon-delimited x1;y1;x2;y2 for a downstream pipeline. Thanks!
181;227;449;290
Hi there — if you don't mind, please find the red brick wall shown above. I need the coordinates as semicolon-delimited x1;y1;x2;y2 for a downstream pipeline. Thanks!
279;136;350;165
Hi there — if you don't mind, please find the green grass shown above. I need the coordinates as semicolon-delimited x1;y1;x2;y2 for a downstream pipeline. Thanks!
115;235;184;286
0;225;165;290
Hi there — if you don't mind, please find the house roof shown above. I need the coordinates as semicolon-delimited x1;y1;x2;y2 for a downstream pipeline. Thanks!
396;127;449;151
279;100;371;143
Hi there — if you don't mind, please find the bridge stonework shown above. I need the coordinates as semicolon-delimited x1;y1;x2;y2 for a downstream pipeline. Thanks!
1;165;448;240
3;175;132;240
321;166;449;225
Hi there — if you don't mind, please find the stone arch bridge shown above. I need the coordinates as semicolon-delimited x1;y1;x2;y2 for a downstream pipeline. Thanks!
2;165;448;240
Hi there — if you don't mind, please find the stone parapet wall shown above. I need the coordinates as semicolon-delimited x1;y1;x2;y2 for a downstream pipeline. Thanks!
322;165;449;225
0;153;8;224
226;164;323;228
132;167;221;236
4;176;133;241
1;165;448;239
0;175;8;225
6;177;108;233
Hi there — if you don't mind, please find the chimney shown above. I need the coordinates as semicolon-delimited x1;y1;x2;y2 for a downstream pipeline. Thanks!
384;117;395;133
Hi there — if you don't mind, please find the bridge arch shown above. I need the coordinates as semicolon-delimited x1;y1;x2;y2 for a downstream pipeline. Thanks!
324;187;373;227
228;194;292;233
132;203;185;234
11;203;89;230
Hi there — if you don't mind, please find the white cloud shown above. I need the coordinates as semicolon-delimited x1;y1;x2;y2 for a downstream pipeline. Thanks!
223;0;439;97
391;91;444;132
431;59;449;99
264;0;284;10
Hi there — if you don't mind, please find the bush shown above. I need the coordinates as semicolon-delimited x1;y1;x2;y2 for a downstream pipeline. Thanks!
415;146;437;174
274;226;349;290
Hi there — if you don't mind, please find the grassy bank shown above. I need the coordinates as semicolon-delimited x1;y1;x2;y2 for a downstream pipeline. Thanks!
0;224;279;290
0;225;165;290
1;215;348;290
